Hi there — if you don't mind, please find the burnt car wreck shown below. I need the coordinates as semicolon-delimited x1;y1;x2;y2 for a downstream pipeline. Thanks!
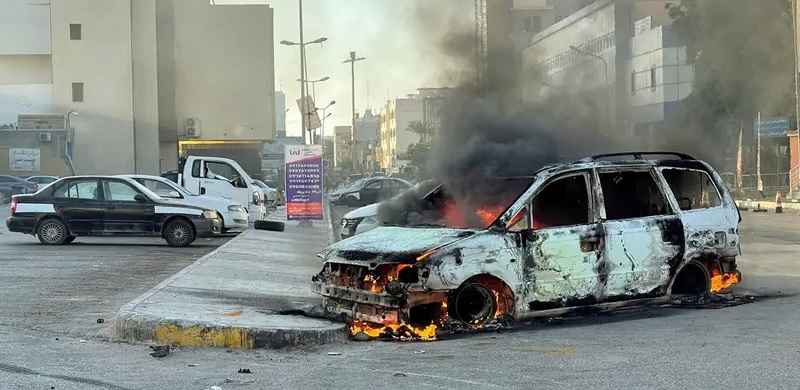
312;153;743;340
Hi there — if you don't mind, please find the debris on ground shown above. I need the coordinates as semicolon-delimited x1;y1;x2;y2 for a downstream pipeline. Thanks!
327;352;342;356
149;345;171;358
393;372;407;377
669;293;757;309
96;318;104;324
188;363;198;367
237;368;252;374
78;339;86;343
413;350;426;354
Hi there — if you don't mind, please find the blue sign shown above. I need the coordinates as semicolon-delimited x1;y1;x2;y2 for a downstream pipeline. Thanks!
755;117;791;137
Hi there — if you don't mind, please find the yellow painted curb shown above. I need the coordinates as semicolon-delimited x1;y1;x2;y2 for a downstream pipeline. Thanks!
153;324;255;349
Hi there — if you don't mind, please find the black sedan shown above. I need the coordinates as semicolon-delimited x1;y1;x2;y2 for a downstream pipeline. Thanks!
6;176;222;247
329;177;412;207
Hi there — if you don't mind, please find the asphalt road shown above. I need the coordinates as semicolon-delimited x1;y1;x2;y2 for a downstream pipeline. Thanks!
1;207;800;390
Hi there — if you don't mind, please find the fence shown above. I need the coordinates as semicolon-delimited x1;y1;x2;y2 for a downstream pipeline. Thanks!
720;172;792;198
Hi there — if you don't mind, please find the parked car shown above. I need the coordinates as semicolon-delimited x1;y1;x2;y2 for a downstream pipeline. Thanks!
328;177;412;207
121;174;248;232
339;202;380;240
6;176;222;246
251;179;278;206
160;170;179;184
313;152;742;338
0;175;38;201
25;176;60;190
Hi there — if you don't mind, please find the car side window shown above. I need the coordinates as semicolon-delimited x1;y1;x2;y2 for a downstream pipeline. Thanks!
204;161;237;181
662;169;722;210
365;181;381;190
599;170;670;220
53;180;100;200
104;181;142;202
136;179;180;198
0;176;10;182
531;173;590;229
191;161;201;178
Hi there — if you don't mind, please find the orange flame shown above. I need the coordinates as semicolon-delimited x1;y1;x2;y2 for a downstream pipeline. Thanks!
710;269;741;293
475;205;506;226
349;320;438;341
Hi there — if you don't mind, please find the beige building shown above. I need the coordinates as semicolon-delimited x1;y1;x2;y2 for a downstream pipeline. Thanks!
378;96;423;173
1;0;275;175
334;125;353;168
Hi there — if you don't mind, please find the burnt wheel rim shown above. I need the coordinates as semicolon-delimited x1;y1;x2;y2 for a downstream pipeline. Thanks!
40;222;65;243
452;284;495;325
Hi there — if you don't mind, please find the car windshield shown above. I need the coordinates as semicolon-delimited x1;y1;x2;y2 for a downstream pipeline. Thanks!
397;178;534;230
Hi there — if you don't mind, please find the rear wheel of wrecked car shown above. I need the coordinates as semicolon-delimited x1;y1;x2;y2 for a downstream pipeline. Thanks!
449;282;496;326
670;261;711;296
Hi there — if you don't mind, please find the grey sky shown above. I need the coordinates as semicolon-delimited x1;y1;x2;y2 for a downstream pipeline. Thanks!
268;0;471;137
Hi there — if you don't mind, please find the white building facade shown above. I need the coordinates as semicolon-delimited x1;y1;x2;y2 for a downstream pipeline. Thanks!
0;0;275;175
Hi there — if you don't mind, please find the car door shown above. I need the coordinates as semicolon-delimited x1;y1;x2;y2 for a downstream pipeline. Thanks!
596;168;683;299
101;179;155;235
51;178;104;235
520;171;605;309
359;180;382;204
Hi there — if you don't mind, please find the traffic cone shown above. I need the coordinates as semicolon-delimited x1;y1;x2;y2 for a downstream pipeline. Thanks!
776;192;784;214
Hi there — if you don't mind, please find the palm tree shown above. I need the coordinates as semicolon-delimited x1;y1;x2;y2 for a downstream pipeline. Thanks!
406;121;434;144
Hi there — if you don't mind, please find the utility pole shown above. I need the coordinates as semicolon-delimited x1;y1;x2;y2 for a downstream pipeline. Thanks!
297;0;308;144
343;51;366;169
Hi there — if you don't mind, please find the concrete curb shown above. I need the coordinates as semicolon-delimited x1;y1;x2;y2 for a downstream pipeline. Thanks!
111;231;347;349
736;200;800;214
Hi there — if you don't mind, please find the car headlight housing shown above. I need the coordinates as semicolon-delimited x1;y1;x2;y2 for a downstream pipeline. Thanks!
228;205;245;213
202;210;219;219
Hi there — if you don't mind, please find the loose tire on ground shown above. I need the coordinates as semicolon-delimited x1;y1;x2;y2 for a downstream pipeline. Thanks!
37;218;69;245
254;220;285;232
163;219;196;247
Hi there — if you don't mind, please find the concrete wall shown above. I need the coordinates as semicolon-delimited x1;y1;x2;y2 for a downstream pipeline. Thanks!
0;131;71;176
158;0;275;141
0;0;50;55
50;0;136;174
131;0;160;175
0;55;51;85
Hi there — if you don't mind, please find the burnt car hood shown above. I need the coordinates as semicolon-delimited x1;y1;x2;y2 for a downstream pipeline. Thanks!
322;226;475;261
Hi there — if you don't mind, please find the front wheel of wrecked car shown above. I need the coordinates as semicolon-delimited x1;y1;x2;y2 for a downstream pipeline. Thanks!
449;282;497;326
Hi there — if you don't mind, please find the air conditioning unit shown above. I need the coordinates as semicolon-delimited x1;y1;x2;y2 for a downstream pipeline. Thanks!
38;133;52;143
184;117;200;138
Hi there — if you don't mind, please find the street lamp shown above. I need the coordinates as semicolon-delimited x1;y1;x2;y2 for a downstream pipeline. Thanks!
317;100;336;144
343;51;366;170
570;45;613;132
296;75;330;102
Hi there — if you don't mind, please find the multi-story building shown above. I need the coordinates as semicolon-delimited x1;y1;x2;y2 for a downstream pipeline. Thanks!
353;109;380;173
1;0;275;175
334;125;353;168
275;91;286;138
378;96;423;173
521;0;684;142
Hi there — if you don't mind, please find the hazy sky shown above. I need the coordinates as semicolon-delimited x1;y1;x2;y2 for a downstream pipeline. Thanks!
266;0;471;137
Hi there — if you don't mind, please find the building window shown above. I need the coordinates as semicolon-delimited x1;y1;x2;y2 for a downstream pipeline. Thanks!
69;24;82;40
650;67;657;90
72;82;84;102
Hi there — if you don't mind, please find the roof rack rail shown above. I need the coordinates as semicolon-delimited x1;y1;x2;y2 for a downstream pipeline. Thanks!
579;152;696;162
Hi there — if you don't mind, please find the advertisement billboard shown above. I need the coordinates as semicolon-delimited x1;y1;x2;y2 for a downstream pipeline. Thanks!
285;144;324;220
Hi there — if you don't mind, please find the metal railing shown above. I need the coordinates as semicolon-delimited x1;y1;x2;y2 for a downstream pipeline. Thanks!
721;172;792;198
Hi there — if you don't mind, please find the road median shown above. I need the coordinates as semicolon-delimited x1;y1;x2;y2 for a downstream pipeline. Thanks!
112;211;346;349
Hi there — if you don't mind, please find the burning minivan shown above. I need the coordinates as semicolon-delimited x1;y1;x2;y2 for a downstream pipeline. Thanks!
312;153;742;340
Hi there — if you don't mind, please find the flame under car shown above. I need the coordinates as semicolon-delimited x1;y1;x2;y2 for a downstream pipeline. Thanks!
313;153;743;340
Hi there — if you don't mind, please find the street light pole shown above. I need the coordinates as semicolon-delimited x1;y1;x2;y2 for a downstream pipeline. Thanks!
570;45;613;132
281;35;328;145
343;51;366;170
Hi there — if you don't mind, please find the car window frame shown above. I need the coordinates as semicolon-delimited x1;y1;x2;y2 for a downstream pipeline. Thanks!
594;166;675;222
52;178;103;201
135;177;185;199
364;180;382;190
657;167;724;213
101;179;147;203
524;170;595;231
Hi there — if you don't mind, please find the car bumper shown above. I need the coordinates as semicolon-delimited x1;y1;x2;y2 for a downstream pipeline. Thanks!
222;210;249;231
6;216;36;234
194;217;223;237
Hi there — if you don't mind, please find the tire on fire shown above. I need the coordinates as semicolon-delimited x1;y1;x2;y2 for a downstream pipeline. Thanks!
448;274;514;326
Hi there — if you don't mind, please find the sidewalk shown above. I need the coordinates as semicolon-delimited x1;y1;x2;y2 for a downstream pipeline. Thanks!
112;209;346;349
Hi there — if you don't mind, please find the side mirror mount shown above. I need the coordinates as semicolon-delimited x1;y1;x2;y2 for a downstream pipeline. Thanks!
134;193;148;203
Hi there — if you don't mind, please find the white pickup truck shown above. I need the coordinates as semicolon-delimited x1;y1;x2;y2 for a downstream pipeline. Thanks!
180;156;268;223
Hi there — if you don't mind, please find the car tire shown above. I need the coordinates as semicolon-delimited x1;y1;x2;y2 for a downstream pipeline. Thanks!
449;282;497;326
163;219;196;247
254;220;285;232
37;218;69;245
